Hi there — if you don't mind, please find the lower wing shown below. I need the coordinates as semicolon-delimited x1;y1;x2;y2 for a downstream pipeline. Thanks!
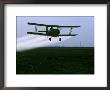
27;32;78;36
59;34;78;36
27;32;47;36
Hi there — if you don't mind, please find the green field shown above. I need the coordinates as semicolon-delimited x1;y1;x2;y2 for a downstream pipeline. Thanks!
16;47;94;74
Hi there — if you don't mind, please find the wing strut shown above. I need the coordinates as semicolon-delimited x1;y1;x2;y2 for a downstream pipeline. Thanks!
46;26;48;33
69;27;73;35
35;25;37;32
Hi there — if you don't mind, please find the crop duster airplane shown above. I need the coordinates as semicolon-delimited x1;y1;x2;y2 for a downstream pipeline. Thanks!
27;22;80;41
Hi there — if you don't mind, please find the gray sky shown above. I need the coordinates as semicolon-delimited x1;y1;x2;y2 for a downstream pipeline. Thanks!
17;16;94;48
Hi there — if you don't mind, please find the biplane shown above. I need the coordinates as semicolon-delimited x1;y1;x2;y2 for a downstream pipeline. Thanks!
27;22;80;41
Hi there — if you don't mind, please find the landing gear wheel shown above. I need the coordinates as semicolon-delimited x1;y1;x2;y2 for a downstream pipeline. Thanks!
59;38;61;41
49;38;51;41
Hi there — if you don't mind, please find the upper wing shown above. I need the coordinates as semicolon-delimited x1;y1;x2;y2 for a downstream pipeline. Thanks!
58;34;78;36
58;26;80;28
28;22;58;27
27;32;47;36
28;22;80;28
27;22;47;26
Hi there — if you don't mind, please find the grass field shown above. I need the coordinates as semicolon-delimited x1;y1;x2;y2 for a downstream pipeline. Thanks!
16;47;94;74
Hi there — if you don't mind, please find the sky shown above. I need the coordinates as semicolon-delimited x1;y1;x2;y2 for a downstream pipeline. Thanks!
16;16;94;51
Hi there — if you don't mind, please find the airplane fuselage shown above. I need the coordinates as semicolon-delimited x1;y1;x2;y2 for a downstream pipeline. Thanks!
46;29;60;37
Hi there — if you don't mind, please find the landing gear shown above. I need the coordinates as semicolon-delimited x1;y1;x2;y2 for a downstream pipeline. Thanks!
59;38;61;41
49;38;61;41
49;38;51;41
